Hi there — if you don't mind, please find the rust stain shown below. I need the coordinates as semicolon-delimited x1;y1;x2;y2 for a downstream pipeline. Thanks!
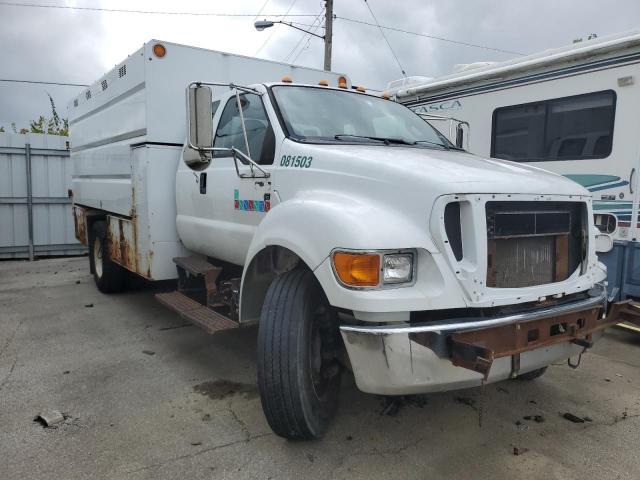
107;217;137;272
73;207;88;246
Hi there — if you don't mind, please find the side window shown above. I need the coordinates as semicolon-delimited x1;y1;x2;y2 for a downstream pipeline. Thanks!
213;93;275;165
492;90;616;162
211;100;220;118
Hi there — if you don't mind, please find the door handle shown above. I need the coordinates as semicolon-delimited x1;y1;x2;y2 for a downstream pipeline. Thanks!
630;168;636;194
199;172;207;194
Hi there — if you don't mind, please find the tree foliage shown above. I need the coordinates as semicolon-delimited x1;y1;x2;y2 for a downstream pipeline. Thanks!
0;94;69;136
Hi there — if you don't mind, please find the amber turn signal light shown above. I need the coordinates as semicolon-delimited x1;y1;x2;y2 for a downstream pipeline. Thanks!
332;252;380;287
152;43;166;58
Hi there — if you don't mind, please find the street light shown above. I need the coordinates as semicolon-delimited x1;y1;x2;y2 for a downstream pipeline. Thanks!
254;19;324;39
253;0;333;71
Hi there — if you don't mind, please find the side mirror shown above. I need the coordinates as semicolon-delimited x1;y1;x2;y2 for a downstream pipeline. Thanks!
455;124;464;149
187;85;213;149
595;232;614;253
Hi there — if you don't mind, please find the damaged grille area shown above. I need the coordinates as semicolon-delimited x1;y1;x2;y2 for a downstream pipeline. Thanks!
486;201;587;288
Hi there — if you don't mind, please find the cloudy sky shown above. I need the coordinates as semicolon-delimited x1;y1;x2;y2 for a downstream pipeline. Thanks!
1;0;639;129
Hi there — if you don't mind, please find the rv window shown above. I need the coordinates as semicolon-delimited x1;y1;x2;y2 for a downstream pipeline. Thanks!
492;90;616;162
213;93;275;165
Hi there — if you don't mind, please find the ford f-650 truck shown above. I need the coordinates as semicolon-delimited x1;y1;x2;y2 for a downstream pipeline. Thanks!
70;40;632;440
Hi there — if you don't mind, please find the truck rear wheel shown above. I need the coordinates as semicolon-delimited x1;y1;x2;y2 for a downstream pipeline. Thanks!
257;269;342;440
89;221;126;293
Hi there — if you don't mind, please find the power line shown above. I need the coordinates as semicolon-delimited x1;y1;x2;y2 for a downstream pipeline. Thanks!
0;78;88;87
255;0;300;55
287;8;325;63
336;16;525;56
0;1;318;17
253;0;270;21
362;0;406;76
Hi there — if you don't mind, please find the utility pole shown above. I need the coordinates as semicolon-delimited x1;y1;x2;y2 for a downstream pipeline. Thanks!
324;0;333;71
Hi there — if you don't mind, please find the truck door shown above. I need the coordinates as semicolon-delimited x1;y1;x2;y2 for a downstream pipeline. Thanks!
176;90;276;265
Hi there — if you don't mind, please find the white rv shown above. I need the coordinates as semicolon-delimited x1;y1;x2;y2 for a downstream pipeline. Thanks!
390;31;640;300
70;40;627;440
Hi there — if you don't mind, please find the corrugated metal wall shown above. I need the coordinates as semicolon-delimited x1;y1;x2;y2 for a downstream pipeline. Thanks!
0;133;86;259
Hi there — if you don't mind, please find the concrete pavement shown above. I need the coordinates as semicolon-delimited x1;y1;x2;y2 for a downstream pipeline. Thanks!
1;257;639;479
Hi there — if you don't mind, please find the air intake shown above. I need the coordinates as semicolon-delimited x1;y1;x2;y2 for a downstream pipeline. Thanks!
444;202;463;261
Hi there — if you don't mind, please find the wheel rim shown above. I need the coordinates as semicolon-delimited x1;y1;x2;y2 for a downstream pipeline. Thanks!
93;236;104;279
308;304;339;401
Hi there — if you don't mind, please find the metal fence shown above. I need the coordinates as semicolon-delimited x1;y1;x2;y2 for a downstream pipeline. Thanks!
0;133;86;260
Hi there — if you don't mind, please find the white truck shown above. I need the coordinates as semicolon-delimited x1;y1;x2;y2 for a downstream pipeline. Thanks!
70;40;629;440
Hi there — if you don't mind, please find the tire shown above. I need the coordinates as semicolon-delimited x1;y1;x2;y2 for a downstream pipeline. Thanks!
257;269;342;440
89;221;126;293
515;366;548;381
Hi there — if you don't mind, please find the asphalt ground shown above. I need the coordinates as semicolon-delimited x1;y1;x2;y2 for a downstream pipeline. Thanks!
1;256;639;479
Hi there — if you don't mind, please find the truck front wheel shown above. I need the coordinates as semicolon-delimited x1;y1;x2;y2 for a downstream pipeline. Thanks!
257;269;342;440
89;221;126;293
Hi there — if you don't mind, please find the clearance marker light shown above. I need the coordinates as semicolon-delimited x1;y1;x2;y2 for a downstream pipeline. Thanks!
152;43;166;58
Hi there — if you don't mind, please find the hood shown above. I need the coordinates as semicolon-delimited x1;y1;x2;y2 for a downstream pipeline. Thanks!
306;143;588;196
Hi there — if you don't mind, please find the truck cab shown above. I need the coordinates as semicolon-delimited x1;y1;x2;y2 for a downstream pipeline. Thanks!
172;79;621;437
71;41;629;442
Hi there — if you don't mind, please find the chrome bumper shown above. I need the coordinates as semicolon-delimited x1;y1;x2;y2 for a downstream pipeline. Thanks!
339;286;608;395
340;286;606;337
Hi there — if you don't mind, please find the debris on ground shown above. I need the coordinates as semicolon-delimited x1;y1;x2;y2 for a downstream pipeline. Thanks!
379;395;429;416
380;397;401;416
523;415;545;423
75;280;81;284
34;410;66;427
455;396;477;410
194;379;258;400
562;412;586;423
512;446;529;456
84;303;94;308
142;350;156;356
497;386;509;394
306;453;315;463
346;435;353;441
63;370;70;375
190;441;202;446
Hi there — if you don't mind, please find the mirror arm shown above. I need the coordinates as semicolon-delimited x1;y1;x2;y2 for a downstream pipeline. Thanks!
232;148;270;178
234;89;253;176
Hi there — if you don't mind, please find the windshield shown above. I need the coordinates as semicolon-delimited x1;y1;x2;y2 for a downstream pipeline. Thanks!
271;86;453;148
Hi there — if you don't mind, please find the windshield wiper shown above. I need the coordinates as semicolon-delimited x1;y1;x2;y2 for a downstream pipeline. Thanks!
335;134;458;150
413;140;452;150
334;134;416;146
334;134;387;144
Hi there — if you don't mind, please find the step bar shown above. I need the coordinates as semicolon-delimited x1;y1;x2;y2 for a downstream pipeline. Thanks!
156;291;238;334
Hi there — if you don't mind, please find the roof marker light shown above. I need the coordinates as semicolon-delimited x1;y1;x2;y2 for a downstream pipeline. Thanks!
282;76;293;83
152;43;166;58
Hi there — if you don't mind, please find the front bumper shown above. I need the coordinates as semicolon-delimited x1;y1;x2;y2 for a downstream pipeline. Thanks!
339;286;625;395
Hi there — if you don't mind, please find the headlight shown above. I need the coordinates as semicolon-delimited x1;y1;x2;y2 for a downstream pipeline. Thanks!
331;250;415;289
383;253;413;284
